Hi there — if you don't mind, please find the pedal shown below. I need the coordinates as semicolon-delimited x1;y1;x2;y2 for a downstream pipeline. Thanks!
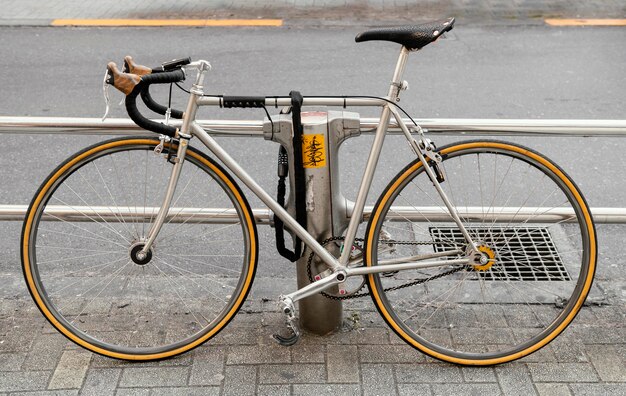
272;296;301;347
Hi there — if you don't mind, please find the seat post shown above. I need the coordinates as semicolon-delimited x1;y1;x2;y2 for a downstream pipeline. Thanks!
387;46;410;99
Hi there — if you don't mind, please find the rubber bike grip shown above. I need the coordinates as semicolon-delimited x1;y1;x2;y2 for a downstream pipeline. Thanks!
122;56;184;118
123;55;155;76
222;96;266;108
125;69;186;137
106;62;141;95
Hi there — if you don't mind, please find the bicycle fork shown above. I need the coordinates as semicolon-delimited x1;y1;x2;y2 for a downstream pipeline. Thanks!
139;60;209;257
138;136;190;257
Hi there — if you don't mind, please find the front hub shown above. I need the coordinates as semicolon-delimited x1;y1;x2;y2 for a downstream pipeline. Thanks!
129;242;153;265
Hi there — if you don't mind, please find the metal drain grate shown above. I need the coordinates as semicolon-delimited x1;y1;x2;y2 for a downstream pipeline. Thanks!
429;227;571;281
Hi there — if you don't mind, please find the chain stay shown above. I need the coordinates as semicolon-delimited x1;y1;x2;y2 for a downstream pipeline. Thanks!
307;236;466;301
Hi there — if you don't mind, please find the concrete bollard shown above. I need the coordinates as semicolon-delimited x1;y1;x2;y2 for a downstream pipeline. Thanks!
265;111;360;335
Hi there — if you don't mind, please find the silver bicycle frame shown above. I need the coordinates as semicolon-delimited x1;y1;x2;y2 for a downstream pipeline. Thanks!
144;49;475;305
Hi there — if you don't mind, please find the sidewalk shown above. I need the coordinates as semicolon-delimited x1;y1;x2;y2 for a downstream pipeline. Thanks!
0;284;624;395
1;224;625;394
0;0;624;26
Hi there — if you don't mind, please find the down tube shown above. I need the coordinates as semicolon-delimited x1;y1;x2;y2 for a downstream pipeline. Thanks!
191;123;342;271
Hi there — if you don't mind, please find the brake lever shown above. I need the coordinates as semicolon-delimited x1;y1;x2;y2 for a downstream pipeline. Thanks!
102;69;111;121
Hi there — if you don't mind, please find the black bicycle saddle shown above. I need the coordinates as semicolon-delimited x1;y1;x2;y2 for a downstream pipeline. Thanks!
355;17;455;50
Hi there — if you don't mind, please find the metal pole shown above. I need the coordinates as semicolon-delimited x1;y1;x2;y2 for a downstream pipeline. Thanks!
291;112;356;335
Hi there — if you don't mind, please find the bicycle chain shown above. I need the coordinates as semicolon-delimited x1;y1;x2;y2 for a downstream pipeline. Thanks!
306;236;466;301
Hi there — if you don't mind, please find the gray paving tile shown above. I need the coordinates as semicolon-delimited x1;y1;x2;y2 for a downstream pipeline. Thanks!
259;364;325;384
573;326;626;344
223;365;256;396
79;368;121;396
293;384;360;395
397;384;432;396
590;306;625;325
431;383;502;396
258;384;291;396
528;363;599;383
115;389;151;396
0;319;39;353
395;364;463;383
211;326;260;345
360;345;428;363
584;344;626;382
118;367;189;388
48;350;92;390
495;364;537;395
461;366;497;383
518;345;558;363
535;383;573;396
362;364;397;396
89;355;156;369
157;353;193;367
549;335;588;363
21;334;69;371
0;371;51;393
326;345;359;383
7;391;79;395
569;383;626;396
150;387;220;395
188;346;225;386
291;343;325;363
0;353;27;371
226;344;290;364
313;327;390;345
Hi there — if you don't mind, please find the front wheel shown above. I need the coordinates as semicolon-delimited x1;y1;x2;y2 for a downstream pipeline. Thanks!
365;140;596;365
21;137;258;360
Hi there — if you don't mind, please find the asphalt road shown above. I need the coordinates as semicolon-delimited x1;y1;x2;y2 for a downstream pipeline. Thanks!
0;24;625;297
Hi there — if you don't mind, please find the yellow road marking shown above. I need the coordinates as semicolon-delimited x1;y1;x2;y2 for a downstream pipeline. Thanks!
51;18;283;27
545;18;626;26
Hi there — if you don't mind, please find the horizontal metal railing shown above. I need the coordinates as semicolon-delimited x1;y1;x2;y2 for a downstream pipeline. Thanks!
3;204;625;224
2;116;625;224
2;116;626;136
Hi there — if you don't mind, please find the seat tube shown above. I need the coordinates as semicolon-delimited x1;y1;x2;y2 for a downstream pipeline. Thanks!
338;46;410;265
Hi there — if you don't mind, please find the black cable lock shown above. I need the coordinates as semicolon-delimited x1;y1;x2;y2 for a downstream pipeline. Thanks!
274;91;307;262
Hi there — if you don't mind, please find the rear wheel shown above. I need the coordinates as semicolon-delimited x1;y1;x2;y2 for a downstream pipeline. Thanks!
366;140;596;365
21;137;258;360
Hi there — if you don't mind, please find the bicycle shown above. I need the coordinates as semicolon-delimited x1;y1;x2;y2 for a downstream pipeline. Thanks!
21;18;597;365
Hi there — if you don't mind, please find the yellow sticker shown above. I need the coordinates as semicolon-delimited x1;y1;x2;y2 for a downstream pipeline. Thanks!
302;134;326;168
